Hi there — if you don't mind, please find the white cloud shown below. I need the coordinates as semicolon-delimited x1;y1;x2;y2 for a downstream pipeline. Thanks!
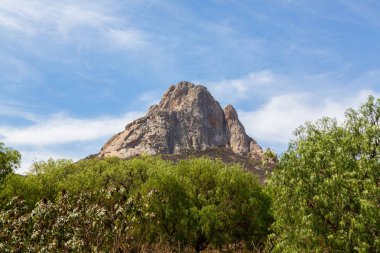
209;70;277;102
239;90;380;146
57;5;116;34
106;29;147;50
0;101;39;121
0;110;144;173
0;0;113;33
0;112;143;146
0;57;39;85
0;14;28;33
0;0;147;49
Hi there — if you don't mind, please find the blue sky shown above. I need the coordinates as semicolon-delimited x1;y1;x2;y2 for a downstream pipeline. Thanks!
0;0;380;172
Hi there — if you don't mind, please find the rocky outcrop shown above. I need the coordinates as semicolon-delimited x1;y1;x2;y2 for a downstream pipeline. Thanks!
99;81;263;161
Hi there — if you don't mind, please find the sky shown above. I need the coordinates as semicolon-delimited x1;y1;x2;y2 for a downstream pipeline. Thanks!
0;0;380;173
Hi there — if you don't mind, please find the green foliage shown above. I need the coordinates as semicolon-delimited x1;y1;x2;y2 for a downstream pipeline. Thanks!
0;188;152;252
0;159;73;208
142;158;272;251
268;96;380;252
0;156;271;252
0;157;164;209
0;142;21;182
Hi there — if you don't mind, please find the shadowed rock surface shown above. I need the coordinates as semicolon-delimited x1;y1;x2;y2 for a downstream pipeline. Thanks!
99;81;264;161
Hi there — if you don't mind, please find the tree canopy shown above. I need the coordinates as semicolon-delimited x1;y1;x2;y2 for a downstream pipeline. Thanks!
268;96;380;252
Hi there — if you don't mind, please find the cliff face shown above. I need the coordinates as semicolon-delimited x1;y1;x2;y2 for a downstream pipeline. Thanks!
99;81;263;160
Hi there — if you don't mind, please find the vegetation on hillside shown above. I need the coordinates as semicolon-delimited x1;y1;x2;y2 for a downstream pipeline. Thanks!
0;157;271;252
1;96;379;252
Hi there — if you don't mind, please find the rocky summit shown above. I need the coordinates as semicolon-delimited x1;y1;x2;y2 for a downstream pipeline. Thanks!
99;81;264;163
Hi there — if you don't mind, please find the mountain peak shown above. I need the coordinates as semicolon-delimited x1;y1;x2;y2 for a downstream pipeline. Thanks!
157;82;214;112
224;104;238;121
99;82;263;164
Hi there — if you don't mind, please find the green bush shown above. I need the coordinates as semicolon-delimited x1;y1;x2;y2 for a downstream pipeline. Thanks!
142;158;272;251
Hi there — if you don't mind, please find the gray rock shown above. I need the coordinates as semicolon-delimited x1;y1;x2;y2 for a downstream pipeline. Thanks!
99;81;263;160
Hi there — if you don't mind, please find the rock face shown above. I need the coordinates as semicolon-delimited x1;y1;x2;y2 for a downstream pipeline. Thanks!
99;81;263;160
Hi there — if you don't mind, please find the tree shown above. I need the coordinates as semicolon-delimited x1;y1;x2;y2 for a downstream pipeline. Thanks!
268;96;380;252
0;142;20;182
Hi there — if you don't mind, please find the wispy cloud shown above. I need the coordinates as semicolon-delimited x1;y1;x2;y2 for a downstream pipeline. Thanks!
0;110;144;172
106;28;147;50
0;101;40;121
0;1;110;35
0;57;40;86
208;70;278;102
0;0;147;49
335;0;380;27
